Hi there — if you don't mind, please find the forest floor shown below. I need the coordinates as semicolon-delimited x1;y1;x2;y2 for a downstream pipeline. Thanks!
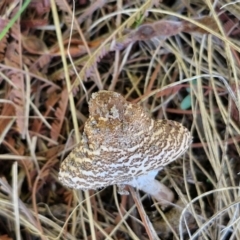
0;0;240;239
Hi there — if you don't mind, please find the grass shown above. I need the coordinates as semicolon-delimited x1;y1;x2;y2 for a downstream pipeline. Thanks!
0;0;240;239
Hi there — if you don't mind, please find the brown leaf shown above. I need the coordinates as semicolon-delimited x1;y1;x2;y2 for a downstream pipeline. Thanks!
0;234;13;240
29;0;50;15
0;18;8;30
50;88;69;145
0;102;15;134
128;16;218;42
22;35;49;54
50;37;105;57
51;45;88;57
129;20;183;41
45;145;64;159
21;19;48;29
49;67;80;81
4;41;20;68
156;85;183;98
9;73;26;137
0;19;8;62
35;54;52;69
182;16;219;34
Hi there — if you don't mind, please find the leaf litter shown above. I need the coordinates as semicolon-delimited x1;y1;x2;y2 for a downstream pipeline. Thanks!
0;0;240;239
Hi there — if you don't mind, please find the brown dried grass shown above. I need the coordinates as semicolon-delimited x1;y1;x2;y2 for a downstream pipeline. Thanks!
0;0;240;239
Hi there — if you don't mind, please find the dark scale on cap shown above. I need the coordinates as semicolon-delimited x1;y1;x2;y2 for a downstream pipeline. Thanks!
58;90;192;190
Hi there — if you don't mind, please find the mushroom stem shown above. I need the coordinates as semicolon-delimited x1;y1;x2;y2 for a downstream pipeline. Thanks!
140;179;174;208
126;170;174;208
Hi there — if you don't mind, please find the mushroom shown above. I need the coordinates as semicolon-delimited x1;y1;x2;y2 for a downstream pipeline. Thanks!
59;90;192;207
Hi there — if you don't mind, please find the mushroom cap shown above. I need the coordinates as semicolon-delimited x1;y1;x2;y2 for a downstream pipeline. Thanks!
58;90;192;190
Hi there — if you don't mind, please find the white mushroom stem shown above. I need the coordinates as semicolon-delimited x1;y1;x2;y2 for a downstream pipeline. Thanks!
126;170;174;208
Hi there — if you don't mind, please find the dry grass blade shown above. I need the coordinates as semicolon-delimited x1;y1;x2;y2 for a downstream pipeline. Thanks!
76;0;156;83
50;88;69;144
129;187;160;240
12;162;21;240
0;102;15;144
0;0;240;239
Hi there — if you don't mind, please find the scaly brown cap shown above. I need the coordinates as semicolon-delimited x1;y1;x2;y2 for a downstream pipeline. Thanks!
59;90;192;190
